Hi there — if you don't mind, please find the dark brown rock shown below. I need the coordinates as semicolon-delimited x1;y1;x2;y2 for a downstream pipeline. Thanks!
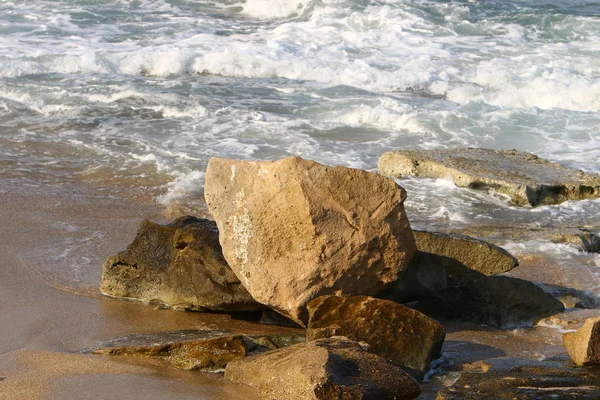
379;148;600;206
225;336;421;400
307;295;445;380
415;276;565;328
563;317;600;366
100;216;261;312
82;330;246;371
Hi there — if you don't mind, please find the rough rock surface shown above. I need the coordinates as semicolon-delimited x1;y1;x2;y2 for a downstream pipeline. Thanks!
415;276;564;328
204;156;416;325
563;317;600;366
413;230;518;276
224;337;421;400
83;330;246;371
307;296;445;379
378;148;600;206
437;359;600;399
100;216;260;312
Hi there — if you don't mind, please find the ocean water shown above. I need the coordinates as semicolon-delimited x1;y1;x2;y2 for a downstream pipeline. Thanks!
1;0;600;287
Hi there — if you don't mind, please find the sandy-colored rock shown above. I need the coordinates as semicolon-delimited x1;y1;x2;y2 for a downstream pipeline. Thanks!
414;230;518;276
307;296;445;379
204;156;416;325
378;148;600;206
563;317;600;366
100;216;261;312
224;337;421;400
83;330;246;371
415;276;564;328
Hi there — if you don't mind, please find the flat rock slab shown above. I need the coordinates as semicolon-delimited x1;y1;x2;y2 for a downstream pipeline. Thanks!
82;329;246;371
205;156;416;326
378;148;600;206
225;337;421;400
307;295;445;380
437;360;600;399
100;216;260;312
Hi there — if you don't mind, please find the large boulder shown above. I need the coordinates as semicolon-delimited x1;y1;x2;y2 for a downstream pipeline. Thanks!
306;295;445;380
563;317;600;366
100;216;261;312
204;156;417;326
224;337;421;400
82;330;246;371
415;276;564;328
378;148;600;207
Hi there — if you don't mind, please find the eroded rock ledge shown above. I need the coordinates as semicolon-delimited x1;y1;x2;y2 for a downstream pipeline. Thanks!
378;148;600;206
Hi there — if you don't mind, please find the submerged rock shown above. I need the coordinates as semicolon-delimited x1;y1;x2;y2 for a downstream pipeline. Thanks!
82;330;246;371
378;148;600;207
224;336;421;400
415;276;564;328
100;216;261;312
563;317;600;366
204;156;416;326
306;295;445;380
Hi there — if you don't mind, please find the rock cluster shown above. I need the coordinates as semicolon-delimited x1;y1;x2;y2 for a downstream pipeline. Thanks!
97;153;579;400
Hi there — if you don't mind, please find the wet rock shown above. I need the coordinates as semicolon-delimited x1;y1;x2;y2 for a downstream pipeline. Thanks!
414;230;518;276
260;309;303;328
243;334;306;355
100;216;261;312
382;231;518;303
437;360;600;399
82;330;246;371
378;148;600;207
536;283;596;309
307;295;445;380
563;317;600;366
204;156;416;326
415;276;564;328
448;225;600;254
379;251;449;303
224;336;421;400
